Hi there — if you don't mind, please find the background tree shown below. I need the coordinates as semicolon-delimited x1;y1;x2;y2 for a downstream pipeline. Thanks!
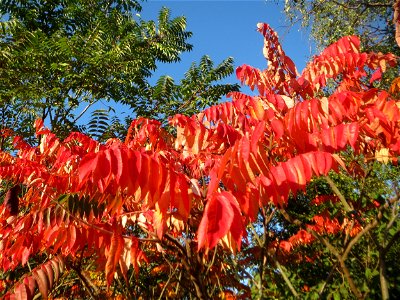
0;0;238;144
284;0;396;54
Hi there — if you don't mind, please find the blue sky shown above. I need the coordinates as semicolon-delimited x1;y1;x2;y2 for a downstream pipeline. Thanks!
140;0;314;86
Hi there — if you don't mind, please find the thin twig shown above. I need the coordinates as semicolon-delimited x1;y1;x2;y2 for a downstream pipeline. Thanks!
158;259;179;300
205;246;218;276
318;262;339;296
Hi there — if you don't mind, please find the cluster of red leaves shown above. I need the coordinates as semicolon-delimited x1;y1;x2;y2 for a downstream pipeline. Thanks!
1;22;400;299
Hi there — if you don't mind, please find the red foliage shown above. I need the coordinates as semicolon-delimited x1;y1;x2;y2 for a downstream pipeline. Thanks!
1;22;400;298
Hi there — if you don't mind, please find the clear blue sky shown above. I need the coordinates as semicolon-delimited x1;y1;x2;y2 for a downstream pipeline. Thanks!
140;0;314;86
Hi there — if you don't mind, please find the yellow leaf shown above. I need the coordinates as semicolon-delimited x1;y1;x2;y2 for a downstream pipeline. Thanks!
375;148;390;164
281;95;295;109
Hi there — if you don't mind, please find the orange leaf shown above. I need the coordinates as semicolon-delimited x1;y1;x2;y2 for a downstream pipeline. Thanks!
389;77;400;94
106;232;125;286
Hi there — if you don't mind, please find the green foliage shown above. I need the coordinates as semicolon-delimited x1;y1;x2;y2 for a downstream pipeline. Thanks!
0;0;194;139
244;154;400;299
87;108;112;140
0;0;238;144
132;55;240;125
284;0;397;55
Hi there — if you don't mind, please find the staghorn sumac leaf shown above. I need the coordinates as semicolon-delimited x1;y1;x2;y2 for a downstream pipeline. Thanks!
271;119;284;139
96;151;111;192
198;192;236;250
118;237;132;284
130;237;144;279
67;224;77;252
370;68;382;83
110;147;124;184
153;206;167;240
249;98;265;120
106;231;125;286
207;160;222;198
224;193;244;251
239;135;250;167
22;276;37;299
4;256;65;300
138;154;151;200
263;152;336;206
172;175;191;219
282;159;301;191
32;268;49;299
50;259;59;283
251;121;265;152
42;263;54;289
389;77;400;94
34;119;45;135
78;152;97;183
15;283;29;300
21;247;31;267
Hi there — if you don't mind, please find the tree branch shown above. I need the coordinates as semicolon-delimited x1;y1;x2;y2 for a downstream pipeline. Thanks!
379;248;390;300
343;221;378;261
274;257;299;298
68;263;99;299
324;176;353;212
317;236;363;299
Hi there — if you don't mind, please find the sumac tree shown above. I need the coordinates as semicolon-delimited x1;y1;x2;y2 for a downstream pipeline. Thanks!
1;22;400;299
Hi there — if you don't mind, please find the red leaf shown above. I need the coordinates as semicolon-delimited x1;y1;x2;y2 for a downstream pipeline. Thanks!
67;224;76;252
198;192;235;250
34;119;45;135
42;262;54;289
271;119;284;139
78;152;98;186
33;268;49;299
96;151;111;192
279;241;292;253
370;68;382;84
15;283;29;300
239;135;250;167
110;147;124;183
50;257;65;283
206;148;232;198
130;238;140;279
22;276;37;299
138;154;150;199
225;193;244;250
173;175;191;219
251;121;265;153
148;157;161;202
